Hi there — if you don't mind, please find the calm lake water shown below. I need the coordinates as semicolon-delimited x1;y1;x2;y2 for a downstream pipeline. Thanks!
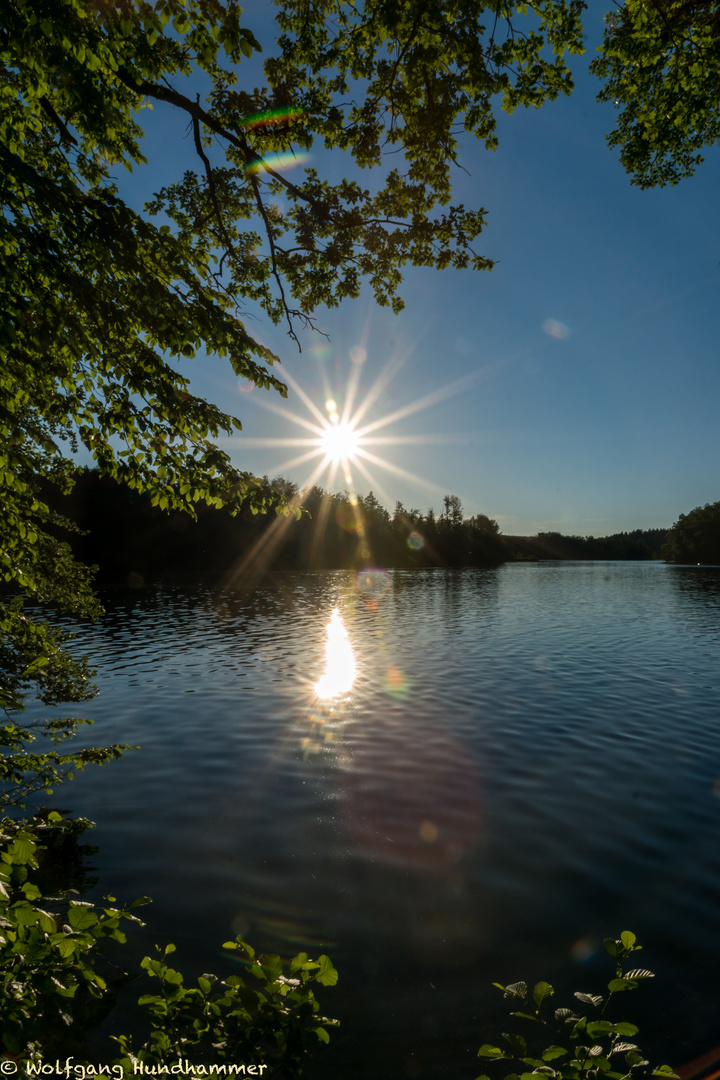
51;562;720;1078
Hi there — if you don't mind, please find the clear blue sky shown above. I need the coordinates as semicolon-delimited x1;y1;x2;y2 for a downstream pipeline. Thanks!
119;4;720;536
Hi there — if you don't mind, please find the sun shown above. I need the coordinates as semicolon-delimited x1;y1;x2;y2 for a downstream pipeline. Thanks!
227;335;497;514
219;336;502;578
320;417;360;465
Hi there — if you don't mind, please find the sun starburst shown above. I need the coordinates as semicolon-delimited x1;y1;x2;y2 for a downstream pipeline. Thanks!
221;334;505;579
319;416;360;465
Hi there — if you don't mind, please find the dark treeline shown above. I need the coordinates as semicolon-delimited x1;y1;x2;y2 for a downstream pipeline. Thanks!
42;471;671;580
43;471;505;579
661;500;720;564
503;529;668;561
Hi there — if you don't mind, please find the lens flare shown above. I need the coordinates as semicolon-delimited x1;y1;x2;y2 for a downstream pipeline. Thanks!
240;107;305;131
356;569;392;599
245;151;309;175
542;317;570;340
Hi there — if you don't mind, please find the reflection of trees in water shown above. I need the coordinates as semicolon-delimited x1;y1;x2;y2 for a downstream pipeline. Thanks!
32;815;100;906
387;566;501;627
668;568;720;646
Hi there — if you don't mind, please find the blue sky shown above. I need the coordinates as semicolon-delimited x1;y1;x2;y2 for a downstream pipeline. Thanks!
120;4;720;536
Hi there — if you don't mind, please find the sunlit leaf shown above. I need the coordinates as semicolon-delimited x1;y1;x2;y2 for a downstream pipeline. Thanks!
478;1045;507;1059
533;981;554;1007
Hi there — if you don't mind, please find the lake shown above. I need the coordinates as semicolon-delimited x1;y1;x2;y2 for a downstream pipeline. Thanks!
51;561;720;1078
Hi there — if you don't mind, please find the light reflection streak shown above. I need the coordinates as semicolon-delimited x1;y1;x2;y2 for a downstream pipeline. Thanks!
315;608;356;699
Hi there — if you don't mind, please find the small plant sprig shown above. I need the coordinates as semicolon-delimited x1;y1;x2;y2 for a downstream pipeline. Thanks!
477;931;679;1080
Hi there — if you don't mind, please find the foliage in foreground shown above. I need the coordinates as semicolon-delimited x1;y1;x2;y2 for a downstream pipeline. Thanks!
0;816;338;1076
477;931;677;1080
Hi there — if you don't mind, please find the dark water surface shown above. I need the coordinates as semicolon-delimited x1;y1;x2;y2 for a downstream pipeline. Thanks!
54;563;720;1077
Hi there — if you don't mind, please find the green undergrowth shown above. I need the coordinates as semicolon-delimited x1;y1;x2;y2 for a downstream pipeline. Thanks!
477;931;678;1080
0;814;338;1078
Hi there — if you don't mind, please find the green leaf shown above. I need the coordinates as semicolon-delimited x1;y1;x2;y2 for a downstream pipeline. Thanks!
611;1043;639;1056
68;903;98;931
503;1033;527;1056
620;931;636;950
478;1046;507;1059
11;903;38;926
574;993;603;1007
542;1047;568;1061
612;1023;639;1037
11;837;36;863
626;1054;649;1067
55;937;77;959
37;909;57;933
587;1022;615;1037
533;981;554;1007
315;954;339;986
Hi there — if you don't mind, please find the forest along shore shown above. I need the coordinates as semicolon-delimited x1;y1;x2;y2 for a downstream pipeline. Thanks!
41;470;668;580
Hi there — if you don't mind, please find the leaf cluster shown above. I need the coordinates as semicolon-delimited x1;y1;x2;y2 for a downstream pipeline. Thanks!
113;939;338;1077
0;585;137;810
0;817;338;1074
477;932;678;1080
0;816;148;1061
591;0;720;187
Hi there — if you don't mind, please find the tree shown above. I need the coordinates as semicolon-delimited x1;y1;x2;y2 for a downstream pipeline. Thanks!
662;501;720;563
591;0;720;187
442;493;465;527
469;512;500;535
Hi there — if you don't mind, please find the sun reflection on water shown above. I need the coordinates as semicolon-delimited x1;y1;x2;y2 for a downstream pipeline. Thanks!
315;608;356;699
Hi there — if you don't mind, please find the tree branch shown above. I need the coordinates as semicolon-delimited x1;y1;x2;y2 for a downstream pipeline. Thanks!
247;171;302;349
191;112;235;256
39;97;78;146
115;68;315;204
